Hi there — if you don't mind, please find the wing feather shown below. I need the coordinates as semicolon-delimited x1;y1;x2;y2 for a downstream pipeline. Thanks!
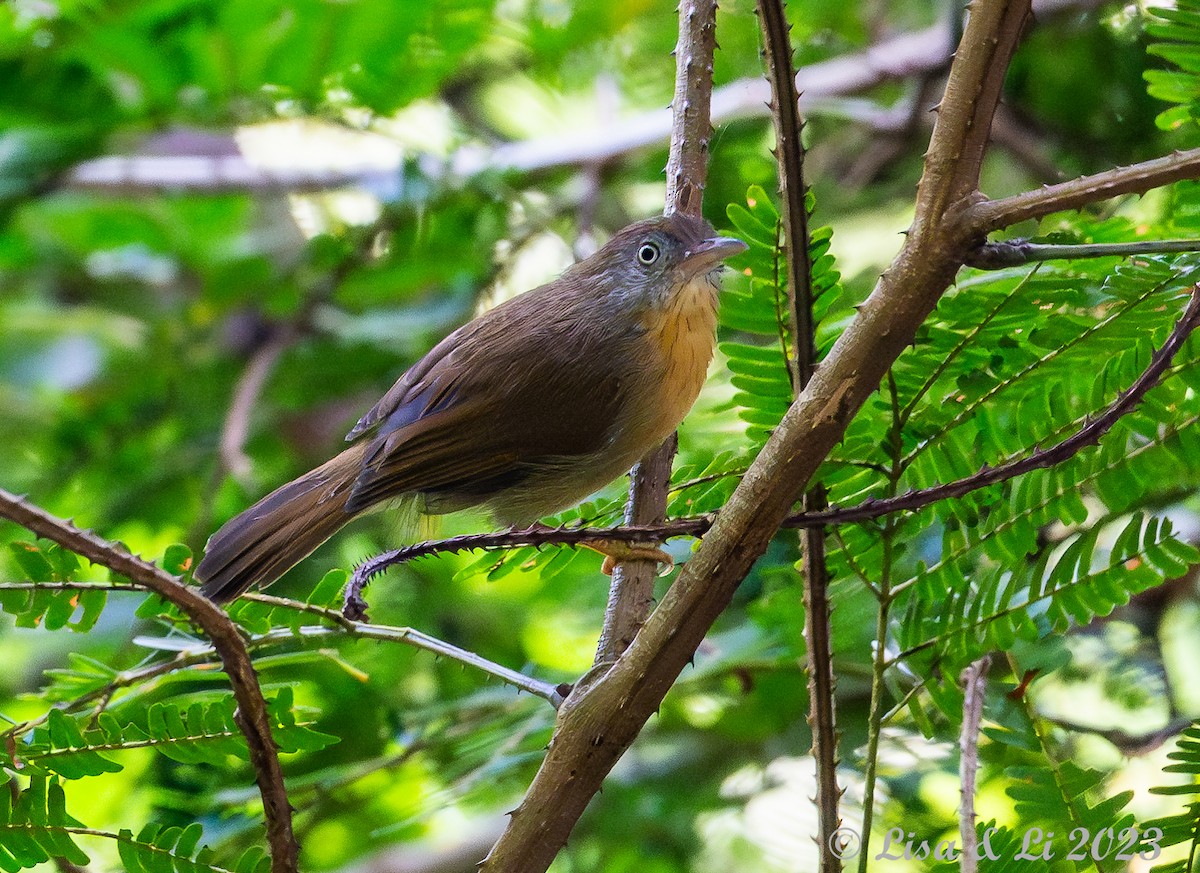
341;280;633;515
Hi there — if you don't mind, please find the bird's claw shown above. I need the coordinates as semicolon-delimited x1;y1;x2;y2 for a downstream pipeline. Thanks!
588;540;674;576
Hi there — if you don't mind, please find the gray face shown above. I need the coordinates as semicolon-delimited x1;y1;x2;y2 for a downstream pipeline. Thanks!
595;214;745;310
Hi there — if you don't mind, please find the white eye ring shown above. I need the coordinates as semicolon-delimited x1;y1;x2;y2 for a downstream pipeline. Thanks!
637;241;661;265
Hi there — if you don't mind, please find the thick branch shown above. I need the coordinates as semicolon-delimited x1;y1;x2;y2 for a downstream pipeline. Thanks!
0;491;298;873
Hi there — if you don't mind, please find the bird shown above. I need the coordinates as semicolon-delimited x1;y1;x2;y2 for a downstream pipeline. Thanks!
195;211;747;603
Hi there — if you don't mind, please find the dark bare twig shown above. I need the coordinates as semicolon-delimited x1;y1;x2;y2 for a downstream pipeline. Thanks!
967;238;1200;269
1039;714;1194;755
0;491;299;873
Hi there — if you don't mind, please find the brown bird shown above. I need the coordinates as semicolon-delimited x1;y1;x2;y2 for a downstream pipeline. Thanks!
196;212;746;603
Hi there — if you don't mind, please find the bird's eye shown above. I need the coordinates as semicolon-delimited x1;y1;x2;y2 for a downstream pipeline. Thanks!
637;242;661;265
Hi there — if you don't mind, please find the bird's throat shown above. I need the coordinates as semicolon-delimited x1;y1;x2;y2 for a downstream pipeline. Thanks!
642;274;720;429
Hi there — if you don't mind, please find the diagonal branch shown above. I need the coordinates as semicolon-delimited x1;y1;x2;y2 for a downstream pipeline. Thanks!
0;491;298;873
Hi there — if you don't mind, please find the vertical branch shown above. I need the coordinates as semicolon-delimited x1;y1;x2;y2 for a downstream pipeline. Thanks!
595;435;676;660
756;0;813;387
664;0;718;222
959;656;991;873
595;0;719;664
857;375;904;872
755;0;840;869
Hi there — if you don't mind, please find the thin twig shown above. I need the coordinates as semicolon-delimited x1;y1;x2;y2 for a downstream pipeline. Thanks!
219;328;295;482
807;284;1200;524
959;656;991;873
0;491;299;873
856;375;904;872
967;237;1200;269
1038;713;1193;755
239;594;563;704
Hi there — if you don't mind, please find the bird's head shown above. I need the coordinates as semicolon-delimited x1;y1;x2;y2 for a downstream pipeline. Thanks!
582;213;747;311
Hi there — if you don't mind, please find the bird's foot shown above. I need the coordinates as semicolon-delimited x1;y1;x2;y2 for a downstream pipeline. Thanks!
584;539;674;577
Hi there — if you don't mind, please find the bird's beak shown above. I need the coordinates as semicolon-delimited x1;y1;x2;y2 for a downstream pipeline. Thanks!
682;235;748;273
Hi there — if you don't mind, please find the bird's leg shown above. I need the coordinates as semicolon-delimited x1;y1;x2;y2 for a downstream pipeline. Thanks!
582;540;674;577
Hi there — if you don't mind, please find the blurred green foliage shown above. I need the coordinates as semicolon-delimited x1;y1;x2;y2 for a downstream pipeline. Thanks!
3;0;1200;871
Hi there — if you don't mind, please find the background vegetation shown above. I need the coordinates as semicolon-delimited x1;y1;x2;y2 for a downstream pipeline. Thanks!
4;0;1200;870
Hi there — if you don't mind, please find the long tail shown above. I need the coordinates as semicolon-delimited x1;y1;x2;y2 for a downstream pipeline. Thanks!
196;443;368;603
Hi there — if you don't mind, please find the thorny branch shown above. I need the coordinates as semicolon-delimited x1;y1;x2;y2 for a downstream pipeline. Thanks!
967;147;1200;233
593;0;720;669
0;491;299;873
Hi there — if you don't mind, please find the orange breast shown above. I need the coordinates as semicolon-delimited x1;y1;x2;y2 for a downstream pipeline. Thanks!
639;274;720;438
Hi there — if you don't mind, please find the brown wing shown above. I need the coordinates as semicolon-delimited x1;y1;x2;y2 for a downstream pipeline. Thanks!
342;280;630;514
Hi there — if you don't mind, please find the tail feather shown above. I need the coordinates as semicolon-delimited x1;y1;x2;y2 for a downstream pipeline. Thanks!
196;444;367;603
